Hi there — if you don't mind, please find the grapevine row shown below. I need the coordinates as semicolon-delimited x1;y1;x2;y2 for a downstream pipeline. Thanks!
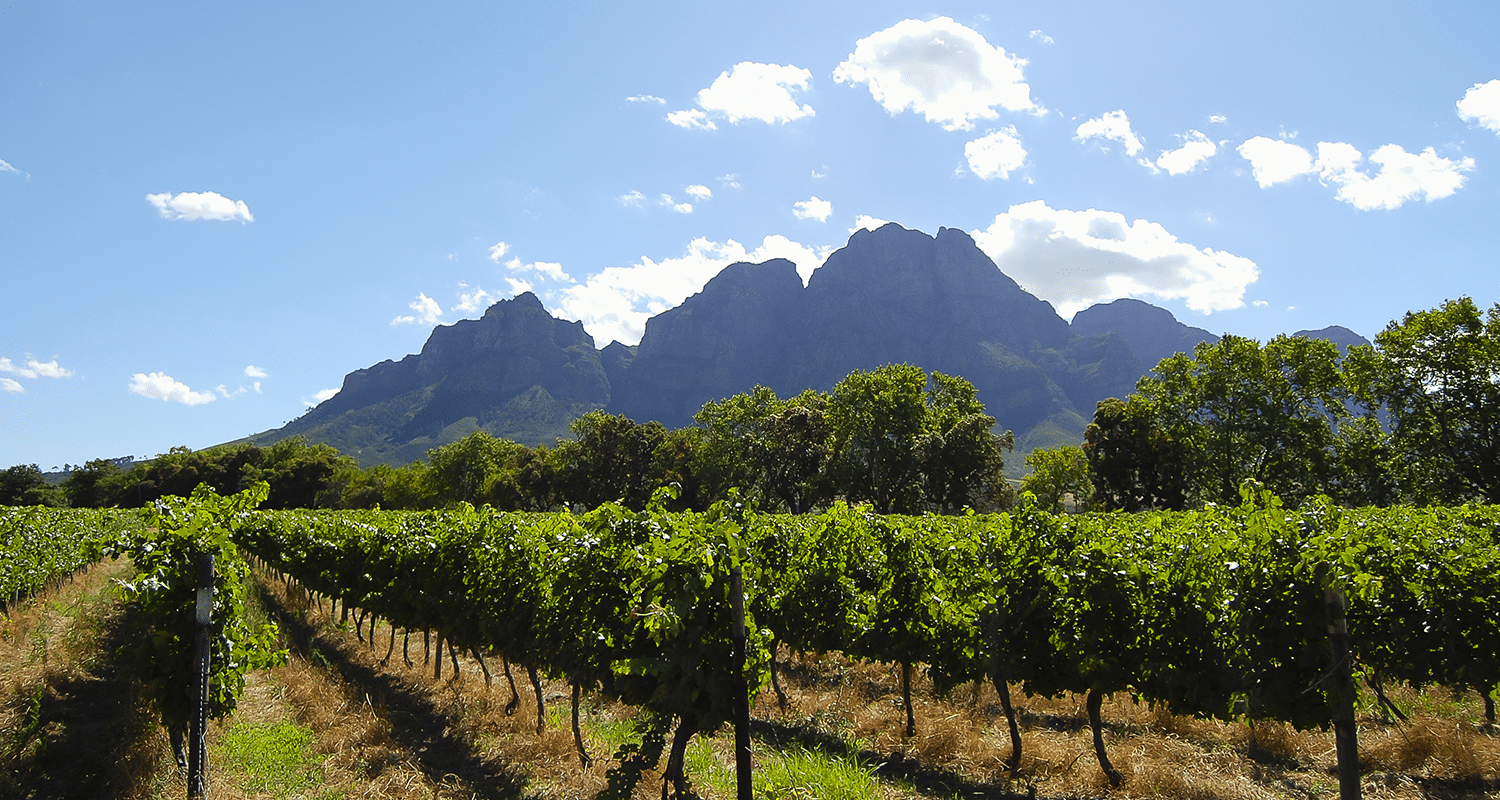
233;490;1500;790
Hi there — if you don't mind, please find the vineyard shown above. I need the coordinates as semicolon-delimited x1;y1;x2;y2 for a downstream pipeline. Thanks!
3;486;1499;798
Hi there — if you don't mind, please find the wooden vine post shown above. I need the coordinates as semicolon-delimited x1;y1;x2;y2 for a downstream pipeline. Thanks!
1325;584;1360;800
730;564;752;800
188;552;215;800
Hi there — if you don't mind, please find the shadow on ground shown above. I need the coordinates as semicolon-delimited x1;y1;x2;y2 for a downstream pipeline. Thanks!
255;580;537;800
1;602;160;800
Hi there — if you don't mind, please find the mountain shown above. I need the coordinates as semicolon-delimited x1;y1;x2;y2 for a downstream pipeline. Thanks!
245;223;1360;466
1293;325;1370;356
251;292;609;466
1070;298;1220;372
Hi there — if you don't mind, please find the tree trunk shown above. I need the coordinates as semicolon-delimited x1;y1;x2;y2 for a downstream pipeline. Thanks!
382;625;397;665
662;716;698;799
529;663;545;734
433;633;444;680
769;638;788;712
448;637;461;679
403;630;413;667
502;658;521;716
1484;690;1495;727
1087;688;1123;787
473;647;493;688
993;676;1022;774
571;682;592;767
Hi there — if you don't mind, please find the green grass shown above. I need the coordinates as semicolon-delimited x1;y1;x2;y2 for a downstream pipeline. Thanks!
215;720;321;798
684;736;885;800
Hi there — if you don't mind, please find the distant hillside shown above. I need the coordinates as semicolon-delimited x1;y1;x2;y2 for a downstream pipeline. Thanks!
244;223;1360;467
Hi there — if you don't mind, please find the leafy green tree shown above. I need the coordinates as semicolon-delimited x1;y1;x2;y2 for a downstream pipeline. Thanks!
1135;334;1349;506
694;386;831;513
381;461;438;509
424;431;520;507
917;372;1013;513
0;464;63;507
60;459;124;508
1330;416;1401;507
485;444;564;511
241;437;354;509
825;365;930;513
1021;445;1092;513
1352;297;1500;503
555;411;668;510
1082;396;1190;512
826;366;1009;513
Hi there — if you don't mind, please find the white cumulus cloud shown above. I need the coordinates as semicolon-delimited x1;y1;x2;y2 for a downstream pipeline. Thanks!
1155;130;1218;175
834;16;1037;131
659;194;693;214
505;276;534;296
626;94;666;104
1076;110;1146;157
965;126;1027;179
1;377;22;393
694;62;815;125
666;109;717;130
145;191;254;222
391;293;444;326
129;372;217;405
971;200;1259;319
1;357;73;380
1457;79;1500;133
244;365;267;378
554;235;830;346
685;184;712;201
1314;142;1473;210
487;241;510;262
1236;137;1315;187
792;196;833;222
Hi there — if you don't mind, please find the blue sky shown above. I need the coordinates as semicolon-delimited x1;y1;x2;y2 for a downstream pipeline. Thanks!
4;1;1499;470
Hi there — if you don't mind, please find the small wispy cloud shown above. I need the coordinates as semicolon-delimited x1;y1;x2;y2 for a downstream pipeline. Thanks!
684;184;712;201
666;109;717;130
626;94;666;104
617;190;647;207
1;357;74;380
488;241;511;262
244;365;267;378
1029;29;1055;45
391;293;444;326
303;388;338;407
659;194;693;214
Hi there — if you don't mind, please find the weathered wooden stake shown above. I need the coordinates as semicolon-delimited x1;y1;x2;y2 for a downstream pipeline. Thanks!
1326;585;1361;800
731;564;751;800
187;552;214;800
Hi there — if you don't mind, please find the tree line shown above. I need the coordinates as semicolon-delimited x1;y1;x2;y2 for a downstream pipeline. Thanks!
7;364;1015;515
1019;296;1499;512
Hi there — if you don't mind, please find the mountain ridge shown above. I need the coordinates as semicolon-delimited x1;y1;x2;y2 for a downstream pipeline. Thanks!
245;223;1366;467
